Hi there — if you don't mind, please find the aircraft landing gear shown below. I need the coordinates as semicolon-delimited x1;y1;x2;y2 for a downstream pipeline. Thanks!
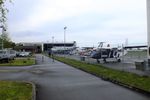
97;59;100;63
117;59;121;62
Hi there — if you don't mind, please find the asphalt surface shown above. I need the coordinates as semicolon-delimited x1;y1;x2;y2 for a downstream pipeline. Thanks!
0;54;150;100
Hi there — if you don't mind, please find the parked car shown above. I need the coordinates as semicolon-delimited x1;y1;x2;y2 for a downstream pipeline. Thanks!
0;49;16;62
18;52;31;57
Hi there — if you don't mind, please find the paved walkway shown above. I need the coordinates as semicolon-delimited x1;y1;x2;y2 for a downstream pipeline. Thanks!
0;54;149;100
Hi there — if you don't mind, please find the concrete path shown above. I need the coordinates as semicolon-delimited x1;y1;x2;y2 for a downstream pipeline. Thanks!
0;54;149;100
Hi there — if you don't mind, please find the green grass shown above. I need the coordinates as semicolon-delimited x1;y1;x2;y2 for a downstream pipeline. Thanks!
0;81;33;100
54;56;150;92
0;58;35;66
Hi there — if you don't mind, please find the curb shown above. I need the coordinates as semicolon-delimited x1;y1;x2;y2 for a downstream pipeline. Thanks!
80;68;150;95
14;81;36;100
55;58;150;96
79;67;150;95
100;76;150;95
26;81;36;100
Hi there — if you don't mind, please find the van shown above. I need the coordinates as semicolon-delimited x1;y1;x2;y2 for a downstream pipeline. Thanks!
0;49;16;62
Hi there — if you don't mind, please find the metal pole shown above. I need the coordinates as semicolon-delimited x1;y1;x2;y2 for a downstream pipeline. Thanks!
52;36;54;62
147;0;150;69
122;44;124;59
64;26;67;56
147;0;150;59
52;36;54;51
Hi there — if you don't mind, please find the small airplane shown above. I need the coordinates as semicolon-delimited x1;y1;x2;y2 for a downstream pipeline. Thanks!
90;42;126;63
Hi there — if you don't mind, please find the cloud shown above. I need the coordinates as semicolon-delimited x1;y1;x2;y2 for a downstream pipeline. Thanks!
7;0;147;46
10;31;49;43
9;0;146;32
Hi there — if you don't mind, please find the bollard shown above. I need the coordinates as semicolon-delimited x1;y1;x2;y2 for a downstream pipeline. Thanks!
80;56;85;61
42;56;44;62
52;54;55;62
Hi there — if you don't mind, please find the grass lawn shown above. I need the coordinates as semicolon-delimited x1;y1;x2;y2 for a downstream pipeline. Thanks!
0;81;33;100
0;58;35;66
54;56;150;93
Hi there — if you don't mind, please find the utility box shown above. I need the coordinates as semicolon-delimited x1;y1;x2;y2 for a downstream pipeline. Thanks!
135;61;145;71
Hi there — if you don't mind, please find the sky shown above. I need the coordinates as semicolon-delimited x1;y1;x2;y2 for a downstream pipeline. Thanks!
6;0;147;47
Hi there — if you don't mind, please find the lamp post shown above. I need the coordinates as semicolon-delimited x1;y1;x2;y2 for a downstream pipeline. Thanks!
64;26;67;55
52;36;54;62
52;36;54;47
147;0;150;69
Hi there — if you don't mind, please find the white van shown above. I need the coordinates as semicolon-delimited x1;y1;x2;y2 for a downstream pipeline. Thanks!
0;49;16;61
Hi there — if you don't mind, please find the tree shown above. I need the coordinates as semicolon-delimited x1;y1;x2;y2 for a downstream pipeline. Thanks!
0;0;11;40
0;0;14;49
0;0;10;29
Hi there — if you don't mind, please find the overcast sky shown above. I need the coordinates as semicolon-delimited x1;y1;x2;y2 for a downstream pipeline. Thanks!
7;0;147;47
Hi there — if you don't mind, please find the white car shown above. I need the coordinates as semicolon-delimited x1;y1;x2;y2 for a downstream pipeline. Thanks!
19;52;31;57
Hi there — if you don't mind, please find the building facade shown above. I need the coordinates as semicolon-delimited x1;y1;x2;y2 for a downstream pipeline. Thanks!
15;41;77;53
42;41;76;52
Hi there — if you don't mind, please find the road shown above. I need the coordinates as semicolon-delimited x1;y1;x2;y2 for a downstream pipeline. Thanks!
0;54;149;100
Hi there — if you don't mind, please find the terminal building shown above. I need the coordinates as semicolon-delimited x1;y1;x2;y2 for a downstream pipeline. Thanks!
15;41;77;53
15;42;42;53
42;41;76;52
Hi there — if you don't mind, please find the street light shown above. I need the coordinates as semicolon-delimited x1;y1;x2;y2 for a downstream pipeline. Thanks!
52;36;54;62
52;36;54;47
64;26;67;55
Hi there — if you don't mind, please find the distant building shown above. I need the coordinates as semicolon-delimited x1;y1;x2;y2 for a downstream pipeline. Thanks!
42;41;76;52
15;42;42;53
14;41;77;53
